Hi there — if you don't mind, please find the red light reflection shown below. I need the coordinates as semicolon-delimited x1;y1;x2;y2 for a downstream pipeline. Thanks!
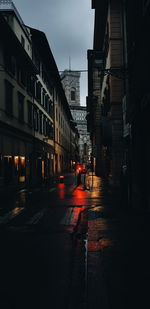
58;183;65;199
71;185;87;205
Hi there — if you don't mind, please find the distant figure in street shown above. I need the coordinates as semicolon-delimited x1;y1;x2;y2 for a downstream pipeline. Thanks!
75;163;82;185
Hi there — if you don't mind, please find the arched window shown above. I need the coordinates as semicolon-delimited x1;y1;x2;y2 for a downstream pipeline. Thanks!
71;87;76;101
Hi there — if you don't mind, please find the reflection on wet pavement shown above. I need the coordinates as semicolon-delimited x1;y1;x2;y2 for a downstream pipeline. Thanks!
57;183;65;199
60;206;85;229
15;191;27;208
0;207;24;224
88;238;113;252
1;190;27;214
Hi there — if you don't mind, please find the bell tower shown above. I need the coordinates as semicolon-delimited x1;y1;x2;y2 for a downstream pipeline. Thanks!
60;70;81;106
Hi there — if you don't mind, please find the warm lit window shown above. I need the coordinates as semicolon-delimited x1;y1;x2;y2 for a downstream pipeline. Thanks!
19;156;25;183
14;156;19;175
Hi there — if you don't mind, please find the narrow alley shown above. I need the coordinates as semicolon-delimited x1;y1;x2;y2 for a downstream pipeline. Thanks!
0;1;150;308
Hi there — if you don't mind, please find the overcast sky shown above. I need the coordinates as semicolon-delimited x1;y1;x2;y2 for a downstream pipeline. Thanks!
13;0;94;106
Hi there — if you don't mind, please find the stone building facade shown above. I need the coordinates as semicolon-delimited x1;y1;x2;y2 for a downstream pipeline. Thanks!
87;50;104;176
87;0;150;211
61;70;91;165
71;106;91;164
0;0;78;191
60;70;80;106
122;0;150;210
87;0;124;185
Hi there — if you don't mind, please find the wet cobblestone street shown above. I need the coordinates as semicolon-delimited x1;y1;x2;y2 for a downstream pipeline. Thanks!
86;174;150;309
0;173;150;309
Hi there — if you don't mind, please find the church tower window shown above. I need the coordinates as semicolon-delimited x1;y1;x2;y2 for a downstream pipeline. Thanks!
71;88;76;101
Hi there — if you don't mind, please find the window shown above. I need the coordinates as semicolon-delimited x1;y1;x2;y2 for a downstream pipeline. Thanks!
3;14;9;23
5;80;13;116
20;69;26;86
27;101;33;127
71;88;76;101
33;49;40;72
84;143;87;155
16;63;27;87
41;89;44;107
43;116;47;136
46;121;53;139
45;95;48;111
39;111;43;134
27;74;35;95
4;51;16;76
36;82;42;103
11;56;16;75
48;100;53;116
21;35;25;48
19;156;25;183
18;92;24;122
33;108;39;131
49;84;53;95
48;101;50;114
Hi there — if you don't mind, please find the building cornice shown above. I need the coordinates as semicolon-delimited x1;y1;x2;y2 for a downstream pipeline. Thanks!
0;0;31;39
0;14;37;74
